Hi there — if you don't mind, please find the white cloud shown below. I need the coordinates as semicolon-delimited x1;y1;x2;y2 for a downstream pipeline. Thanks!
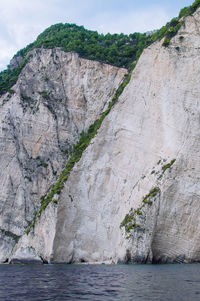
0;0;52;70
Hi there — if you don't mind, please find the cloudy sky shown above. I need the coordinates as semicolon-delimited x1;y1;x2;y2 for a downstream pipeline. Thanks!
0;0;192;71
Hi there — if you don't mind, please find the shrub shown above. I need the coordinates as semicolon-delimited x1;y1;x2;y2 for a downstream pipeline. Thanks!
120;187;160;237
38;90;49;99
162;159;176;173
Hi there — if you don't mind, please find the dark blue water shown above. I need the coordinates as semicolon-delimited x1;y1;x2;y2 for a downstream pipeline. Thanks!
0;264;200;301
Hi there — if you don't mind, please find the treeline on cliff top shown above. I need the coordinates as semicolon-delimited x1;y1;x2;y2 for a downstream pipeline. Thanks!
0;0;200;97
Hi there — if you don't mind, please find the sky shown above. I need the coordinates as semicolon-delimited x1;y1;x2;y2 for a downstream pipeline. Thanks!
0;0;193;71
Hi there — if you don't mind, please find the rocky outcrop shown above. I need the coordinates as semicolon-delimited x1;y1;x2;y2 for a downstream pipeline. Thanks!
9;55;23;70
0;49;127;262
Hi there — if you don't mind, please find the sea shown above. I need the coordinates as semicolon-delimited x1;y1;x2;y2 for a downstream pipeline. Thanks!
0;264;200;300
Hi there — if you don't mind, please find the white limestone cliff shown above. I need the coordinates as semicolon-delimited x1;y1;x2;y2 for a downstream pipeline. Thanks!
51;10;200;264
0;49;126;262
1;9;200;264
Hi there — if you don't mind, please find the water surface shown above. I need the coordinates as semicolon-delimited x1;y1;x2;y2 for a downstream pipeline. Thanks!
0;264;200;300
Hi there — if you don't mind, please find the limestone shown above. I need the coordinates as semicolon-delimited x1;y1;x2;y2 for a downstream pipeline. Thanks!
1;9;200;264
15;202;57;263
0;231;16;263
52;9;200;263
9;55;23;70
9;247;42;264
0;49;126;262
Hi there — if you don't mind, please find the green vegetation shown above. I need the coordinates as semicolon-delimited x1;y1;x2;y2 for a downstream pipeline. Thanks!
162;159;176;173
120;187;160;237
0;25;147;97
0;55;31;97
1;0;200;97
25;176;32;182
0;228;21;243
146;0;200;47
34;24;147;68
38;90;50;99
25;71;132;234
179;0;200;17
160;0;200;46
120;209;138;234
36;156;48;168
145;17;182;47
142;187;160;205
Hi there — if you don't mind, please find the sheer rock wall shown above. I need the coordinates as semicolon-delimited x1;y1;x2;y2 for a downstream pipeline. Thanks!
0;49;126;262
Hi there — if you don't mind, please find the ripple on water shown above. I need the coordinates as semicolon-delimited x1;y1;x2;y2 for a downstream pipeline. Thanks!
0;264;200;301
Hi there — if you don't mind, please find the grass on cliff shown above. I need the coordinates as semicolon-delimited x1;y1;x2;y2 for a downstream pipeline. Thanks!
120;187;161;237
0;228;21;243
1;0;200;97
120;157;177;237
162;159;176;173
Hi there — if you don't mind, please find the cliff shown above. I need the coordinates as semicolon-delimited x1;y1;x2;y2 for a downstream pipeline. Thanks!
51;9;200;264
0;7;200;264
0;49;127;262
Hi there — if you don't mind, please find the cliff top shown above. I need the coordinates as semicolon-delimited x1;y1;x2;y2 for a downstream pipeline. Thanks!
0;0;200;97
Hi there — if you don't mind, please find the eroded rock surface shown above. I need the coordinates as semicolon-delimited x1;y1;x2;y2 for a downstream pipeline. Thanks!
10;247;42;264
0;49;126;262
52;10;200;263
2;9;200;264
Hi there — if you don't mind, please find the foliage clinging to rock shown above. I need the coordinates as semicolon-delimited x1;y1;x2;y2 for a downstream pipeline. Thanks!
162;159;176;173
120;187;160;237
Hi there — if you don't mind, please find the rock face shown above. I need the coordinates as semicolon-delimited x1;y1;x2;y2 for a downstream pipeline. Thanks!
1;9;200;264
9;55;23;70
0;49;127;262
52;10;200;263
9;246;43;264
